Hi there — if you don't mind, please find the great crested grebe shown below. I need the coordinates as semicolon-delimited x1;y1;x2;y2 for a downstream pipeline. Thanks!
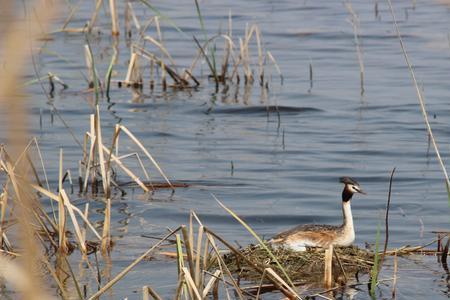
269;177;366;251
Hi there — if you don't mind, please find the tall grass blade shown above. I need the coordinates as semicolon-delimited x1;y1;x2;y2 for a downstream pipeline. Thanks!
137;0;187;37
193;0;217;76
105;49;117;99
87;226;182;300
370;219;382;297
84;41;100;104
387;0;450;207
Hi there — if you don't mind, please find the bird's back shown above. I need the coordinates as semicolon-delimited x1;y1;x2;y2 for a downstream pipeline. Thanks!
270;224;342;250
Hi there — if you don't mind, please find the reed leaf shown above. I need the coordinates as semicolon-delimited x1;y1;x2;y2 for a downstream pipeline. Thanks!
137;0;187;37
105;48;117;99
370;220;382;297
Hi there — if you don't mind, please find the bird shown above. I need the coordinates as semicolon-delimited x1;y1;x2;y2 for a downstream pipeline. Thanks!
269;177;366;251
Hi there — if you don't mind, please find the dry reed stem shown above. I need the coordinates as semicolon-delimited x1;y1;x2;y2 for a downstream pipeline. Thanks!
206;233;244;300
81;203;89;243
109;0;120;35
175;233;190;299
194;225;204;288
265;268;300;299
88;226;183;300
125;52;139;83
83;134;97;193
392;251;398;299
119;125;174;190
86;132;150;192
243;25;263;83
345;2;365;94
133;45;190;86
61;1;81;31
104;124;122;194
84;44;96;86
387;0;450;187
94;108;109;196
182;267;203;300
266;51;283;83
181;225;196;283
239;38;250;82
101;198;111;253
139;16;158;39
127;2;141;31
202;270;221;298
173;274;186;300
143;285;163;300
32;184;102;240
324;245;333;289
60;189;87;254
88;0;103;32
125;0;131;36
89;114;97;191
58;149;68;253
116;152;151;181
144;36;179;71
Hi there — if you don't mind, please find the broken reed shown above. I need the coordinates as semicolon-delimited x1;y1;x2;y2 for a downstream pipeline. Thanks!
69;0;282;93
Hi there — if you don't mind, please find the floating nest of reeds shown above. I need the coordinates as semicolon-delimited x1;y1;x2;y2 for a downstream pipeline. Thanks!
223;244;374;284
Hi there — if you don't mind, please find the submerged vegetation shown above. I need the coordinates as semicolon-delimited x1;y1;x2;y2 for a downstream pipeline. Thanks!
0;0;449;299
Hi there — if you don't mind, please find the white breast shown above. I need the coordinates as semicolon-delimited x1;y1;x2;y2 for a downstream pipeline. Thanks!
334;226;355;246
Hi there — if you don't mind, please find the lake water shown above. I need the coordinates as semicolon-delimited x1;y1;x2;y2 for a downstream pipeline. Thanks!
5;0;450;298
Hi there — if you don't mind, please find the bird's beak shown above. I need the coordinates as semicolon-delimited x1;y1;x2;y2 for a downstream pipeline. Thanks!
358;189;367;195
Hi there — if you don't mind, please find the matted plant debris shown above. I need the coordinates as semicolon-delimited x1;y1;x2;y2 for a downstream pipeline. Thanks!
223;244;374;283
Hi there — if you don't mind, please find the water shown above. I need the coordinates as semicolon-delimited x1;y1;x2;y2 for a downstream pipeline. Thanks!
4;0;450;298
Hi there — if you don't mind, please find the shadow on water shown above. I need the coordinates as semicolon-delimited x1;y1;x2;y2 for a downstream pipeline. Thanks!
209;105;322;115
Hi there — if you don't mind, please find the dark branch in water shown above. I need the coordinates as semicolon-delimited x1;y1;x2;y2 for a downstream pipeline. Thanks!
381;167;396;267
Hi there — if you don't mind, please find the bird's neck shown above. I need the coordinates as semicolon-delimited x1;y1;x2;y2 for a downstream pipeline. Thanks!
342;200;354;230
342;188;353;202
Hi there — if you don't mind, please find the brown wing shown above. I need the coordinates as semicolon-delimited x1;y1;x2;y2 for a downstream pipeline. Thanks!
271;224;340;248
272;224;339;240
284;230;338;248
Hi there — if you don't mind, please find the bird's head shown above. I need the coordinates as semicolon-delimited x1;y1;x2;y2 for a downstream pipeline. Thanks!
340;177;366;201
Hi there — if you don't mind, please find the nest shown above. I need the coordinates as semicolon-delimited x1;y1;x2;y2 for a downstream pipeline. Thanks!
223;244;374;284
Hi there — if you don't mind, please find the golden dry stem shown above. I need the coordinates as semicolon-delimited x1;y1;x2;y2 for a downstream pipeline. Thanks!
324;244;333;289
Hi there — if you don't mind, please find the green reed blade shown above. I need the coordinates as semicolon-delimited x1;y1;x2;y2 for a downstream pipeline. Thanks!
137;0;187;38
370;219;381;298
105;49;117;100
